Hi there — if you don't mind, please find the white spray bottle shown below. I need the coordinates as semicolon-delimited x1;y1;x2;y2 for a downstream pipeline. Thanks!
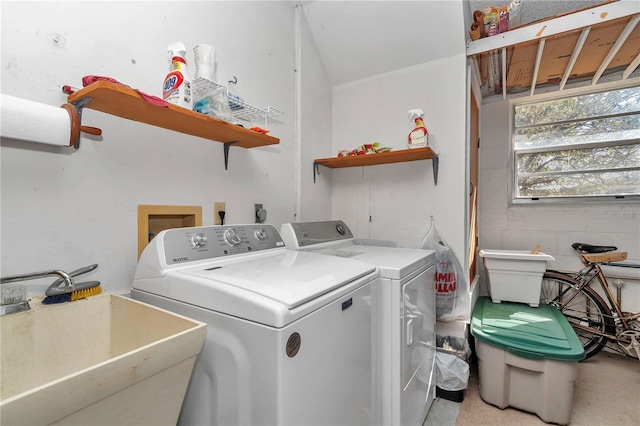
163;42;192;110
408;109;428;148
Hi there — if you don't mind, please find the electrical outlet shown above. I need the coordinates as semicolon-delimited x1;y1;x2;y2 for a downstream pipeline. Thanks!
255;203;267;224
214;202;226;225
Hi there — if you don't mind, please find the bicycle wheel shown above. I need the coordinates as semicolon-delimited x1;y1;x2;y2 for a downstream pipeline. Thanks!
540;271;614;359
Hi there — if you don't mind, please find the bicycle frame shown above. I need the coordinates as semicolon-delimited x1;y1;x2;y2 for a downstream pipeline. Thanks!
545;246;640;359
545;271;613;340
557;258;640;338
579;261;632;330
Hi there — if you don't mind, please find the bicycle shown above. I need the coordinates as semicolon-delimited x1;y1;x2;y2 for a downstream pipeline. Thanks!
540;242;640;360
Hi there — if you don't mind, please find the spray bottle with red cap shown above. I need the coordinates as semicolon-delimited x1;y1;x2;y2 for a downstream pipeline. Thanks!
163;42;192;110
407;109;428;148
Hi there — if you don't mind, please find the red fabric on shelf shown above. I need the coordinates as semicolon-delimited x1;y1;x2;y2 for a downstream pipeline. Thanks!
82;76;168;107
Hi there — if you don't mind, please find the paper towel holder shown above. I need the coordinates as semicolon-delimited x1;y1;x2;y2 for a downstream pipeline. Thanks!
0;94;102;149
60;102;102;149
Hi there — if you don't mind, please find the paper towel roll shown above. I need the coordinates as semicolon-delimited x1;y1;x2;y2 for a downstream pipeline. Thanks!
469;22;482;41
1;94;76;146
473;10;483;25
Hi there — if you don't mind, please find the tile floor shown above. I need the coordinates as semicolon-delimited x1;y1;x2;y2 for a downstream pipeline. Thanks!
423;350;639;426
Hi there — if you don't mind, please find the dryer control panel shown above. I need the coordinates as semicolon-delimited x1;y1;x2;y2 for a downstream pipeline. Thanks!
161;224;286;265
281;220;354;248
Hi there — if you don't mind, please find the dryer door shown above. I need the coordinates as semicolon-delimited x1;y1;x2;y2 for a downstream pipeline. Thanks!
401;264;436;425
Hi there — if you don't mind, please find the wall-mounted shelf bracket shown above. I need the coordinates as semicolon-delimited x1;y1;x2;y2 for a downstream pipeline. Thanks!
431;155;439;185
69;97;92;149
313;161;321;183
224;141;238;170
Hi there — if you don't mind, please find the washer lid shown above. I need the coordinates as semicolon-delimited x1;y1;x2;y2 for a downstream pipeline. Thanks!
310;244;434;280
281;221;434;279
178;250;376;309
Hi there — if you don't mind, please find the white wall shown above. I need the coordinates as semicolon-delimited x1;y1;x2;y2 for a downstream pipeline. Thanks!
0;1;317;296
478;94;640;312
298;4;333;222
0;0;511;312
329;54;468;262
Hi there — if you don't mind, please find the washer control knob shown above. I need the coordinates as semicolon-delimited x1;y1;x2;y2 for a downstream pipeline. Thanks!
254;228;267;240
336;223;346;235
224;228;242;246
191;233;208;248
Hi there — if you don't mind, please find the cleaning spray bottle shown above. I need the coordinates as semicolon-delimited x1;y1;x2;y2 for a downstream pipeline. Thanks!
163;42;192;110
408;109;428;148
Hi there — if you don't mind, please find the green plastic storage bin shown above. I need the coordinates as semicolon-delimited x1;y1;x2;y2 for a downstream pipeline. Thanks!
470;297;584;425
471;296;585;361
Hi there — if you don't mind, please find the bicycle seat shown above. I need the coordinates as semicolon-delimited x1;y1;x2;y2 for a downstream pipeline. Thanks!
572;242;617;253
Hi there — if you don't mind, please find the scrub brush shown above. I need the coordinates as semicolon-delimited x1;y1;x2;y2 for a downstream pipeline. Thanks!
42;264;102;304
42;281;102;304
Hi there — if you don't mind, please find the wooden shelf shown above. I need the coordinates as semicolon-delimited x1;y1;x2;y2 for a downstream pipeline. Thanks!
67;81;279;161
313;147;439;184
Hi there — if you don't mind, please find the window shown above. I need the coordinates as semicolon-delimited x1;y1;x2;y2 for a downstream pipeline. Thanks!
513;86;640;200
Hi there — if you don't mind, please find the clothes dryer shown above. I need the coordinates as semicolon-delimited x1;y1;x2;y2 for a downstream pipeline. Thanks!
132;224;379;425
281;221;436;426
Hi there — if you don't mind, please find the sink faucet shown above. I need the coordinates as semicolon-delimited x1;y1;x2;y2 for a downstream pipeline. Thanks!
1;269;75;290
1;270;75;316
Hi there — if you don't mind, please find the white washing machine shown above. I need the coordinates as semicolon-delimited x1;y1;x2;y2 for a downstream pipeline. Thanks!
132;224;380;426
281;221;437;426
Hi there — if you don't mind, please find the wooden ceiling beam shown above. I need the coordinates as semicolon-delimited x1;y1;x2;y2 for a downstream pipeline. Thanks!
501;48;507;100
466;0;639;56
622;52;640;80
559;27;591;91
470;57;483;107
530;39;546;96
592;14;640;85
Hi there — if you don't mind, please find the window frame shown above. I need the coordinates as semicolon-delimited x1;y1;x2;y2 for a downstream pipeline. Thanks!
509;81;640;205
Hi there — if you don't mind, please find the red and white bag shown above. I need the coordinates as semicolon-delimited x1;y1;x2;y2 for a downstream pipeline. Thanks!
417;221;470;322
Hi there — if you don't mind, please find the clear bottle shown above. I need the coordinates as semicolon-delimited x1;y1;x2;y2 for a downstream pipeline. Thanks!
163;42;192;110
193;43;215;81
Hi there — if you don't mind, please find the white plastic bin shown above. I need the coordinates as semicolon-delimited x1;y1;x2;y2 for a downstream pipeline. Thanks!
479;249;554;307
471;297;584;425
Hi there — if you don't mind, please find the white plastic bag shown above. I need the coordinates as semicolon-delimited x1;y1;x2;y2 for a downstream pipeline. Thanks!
435;351;470;391
417;221;470;322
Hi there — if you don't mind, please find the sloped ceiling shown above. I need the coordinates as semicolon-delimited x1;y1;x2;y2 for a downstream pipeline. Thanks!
301;0;637;92
301;1;465;86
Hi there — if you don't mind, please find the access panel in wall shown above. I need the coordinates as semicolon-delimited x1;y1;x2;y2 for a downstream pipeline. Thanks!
137;205;202;257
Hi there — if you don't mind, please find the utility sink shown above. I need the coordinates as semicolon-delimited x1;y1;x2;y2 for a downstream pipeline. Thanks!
0;293;206;425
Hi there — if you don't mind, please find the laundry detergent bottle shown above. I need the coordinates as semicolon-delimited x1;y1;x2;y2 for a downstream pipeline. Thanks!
407;108;428;148
163;42;192;109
